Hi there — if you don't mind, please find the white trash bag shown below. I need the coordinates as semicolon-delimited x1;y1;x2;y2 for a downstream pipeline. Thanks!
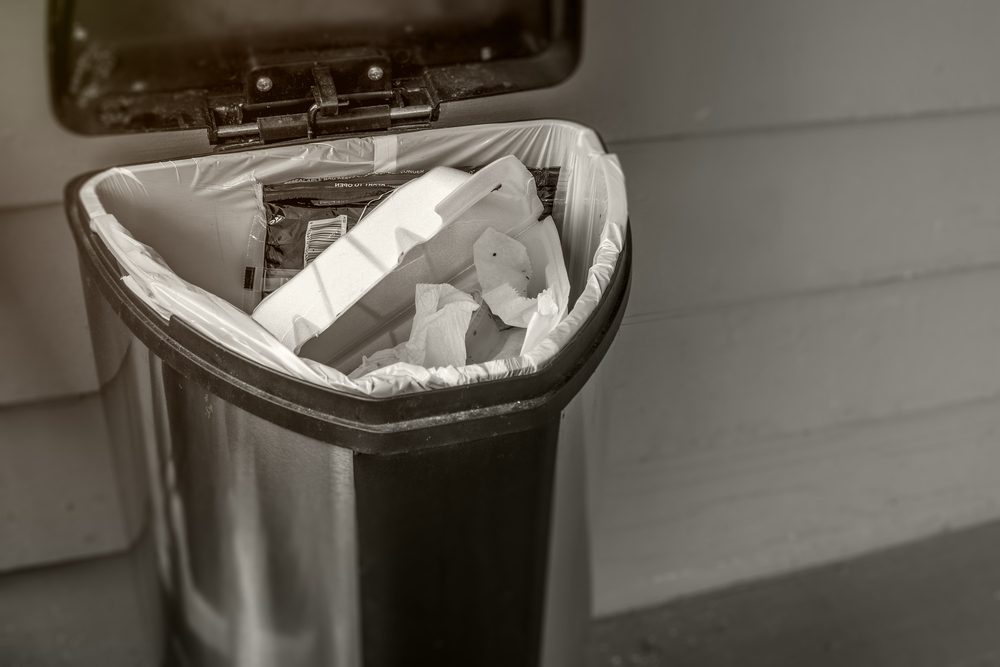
78;120;627;397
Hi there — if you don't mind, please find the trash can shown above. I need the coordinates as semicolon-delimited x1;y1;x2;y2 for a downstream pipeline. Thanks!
55;2;631;666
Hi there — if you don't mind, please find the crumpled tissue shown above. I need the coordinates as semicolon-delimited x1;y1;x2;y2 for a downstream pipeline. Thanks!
348;284;478;378
349;223;569;378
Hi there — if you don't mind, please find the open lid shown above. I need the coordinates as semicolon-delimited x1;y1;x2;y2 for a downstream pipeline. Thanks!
48;0;581;146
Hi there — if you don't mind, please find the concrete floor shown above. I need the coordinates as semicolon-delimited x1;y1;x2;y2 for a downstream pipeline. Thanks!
590;519;1000;667
0;546;161;666
4;520;1000;666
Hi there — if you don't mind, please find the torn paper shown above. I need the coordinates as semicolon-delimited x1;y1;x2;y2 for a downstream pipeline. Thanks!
516;218;571;355
473;221;570;355
474;228;535;327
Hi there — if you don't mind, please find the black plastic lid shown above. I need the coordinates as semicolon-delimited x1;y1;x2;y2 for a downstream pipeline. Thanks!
48;0;581;141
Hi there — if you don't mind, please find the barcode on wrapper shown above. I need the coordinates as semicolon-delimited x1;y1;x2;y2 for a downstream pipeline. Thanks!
304;215;349;265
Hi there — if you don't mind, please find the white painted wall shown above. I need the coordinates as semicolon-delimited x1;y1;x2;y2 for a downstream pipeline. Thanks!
4;0;1000;614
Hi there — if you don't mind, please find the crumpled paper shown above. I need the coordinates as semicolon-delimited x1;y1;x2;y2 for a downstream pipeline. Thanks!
408;284;479;367
348;284;478;378
350;223;569;379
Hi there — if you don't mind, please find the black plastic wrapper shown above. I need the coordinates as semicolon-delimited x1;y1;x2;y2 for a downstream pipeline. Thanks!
246;167;560;302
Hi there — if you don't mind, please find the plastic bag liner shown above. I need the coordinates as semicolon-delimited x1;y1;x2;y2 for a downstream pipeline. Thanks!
77;120;628;397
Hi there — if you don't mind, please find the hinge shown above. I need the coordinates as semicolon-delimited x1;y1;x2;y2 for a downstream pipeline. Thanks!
210;49;436;146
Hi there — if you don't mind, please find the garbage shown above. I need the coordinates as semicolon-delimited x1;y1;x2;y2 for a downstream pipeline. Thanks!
247;166;560;303
508;217;571;356
251;166;468;351
346;218;567;378
250;150;574;378
252;155;548;355
348;283;479;377
464;299;509;363
75;120;628;397
474;228;536;327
